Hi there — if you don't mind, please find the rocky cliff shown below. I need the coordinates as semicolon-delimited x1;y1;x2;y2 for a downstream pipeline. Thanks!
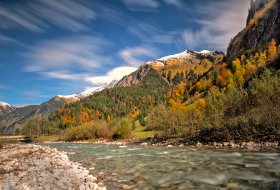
227;0;280;61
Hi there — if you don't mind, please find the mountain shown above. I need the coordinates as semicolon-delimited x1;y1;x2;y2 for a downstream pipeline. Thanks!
116;50;225;87
0;101;15;117
0;105;39;133
0;81;119;133
227;0;279;61
48;50;225;128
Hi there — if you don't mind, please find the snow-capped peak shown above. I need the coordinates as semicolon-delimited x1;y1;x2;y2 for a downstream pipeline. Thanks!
156;50;193;61
57;80;118;100
0;101;11;107
197;50;212;54
154;49;212;62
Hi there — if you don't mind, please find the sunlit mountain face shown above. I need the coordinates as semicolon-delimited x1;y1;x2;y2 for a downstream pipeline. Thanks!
0;0;250;106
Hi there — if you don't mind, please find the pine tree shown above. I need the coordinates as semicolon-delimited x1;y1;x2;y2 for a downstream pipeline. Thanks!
167;71;172;83
172;72;181;85
180;71;185;82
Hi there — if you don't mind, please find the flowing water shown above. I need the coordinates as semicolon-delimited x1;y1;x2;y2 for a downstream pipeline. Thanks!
41;143;280;190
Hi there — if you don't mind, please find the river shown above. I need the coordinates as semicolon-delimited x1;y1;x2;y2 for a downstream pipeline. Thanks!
41;143;280;190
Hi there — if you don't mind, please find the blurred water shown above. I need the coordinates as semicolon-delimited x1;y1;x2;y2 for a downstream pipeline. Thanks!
41;143;280;190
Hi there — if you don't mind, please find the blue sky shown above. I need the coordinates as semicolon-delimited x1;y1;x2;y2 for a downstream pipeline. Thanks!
0;0;250;106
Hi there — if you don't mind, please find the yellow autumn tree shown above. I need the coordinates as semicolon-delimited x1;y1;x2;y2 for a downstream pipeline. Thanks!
169;98;187;112
195;79;207;92
244;61;257;80
257;52;267;68
232;59;245;86
107;115;111;123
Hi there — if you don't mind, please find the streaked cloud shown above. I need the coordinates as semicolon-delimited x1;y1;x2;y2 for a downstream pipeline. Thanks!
98;7;127;26
119;46;158;66
121;0;160;11
163;0;185;8
40;71;86;81
0;0;96;32
86;66;137;85
182;0;250;51
23;35;112;80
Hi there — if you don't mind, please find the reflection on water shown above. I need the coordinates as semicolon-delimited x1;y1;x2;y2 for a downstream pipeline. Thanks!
41;143;280;190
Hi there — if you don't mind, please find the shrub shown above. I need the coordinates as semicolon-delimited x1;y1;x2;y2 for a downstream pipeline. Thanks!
111;118;132;139
63;120;113;141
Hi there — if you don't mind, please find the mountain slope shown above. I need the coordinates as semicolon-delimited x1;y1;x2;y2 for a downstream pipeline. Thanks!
0;105;39;133
49;67;169;128
227;0;279;61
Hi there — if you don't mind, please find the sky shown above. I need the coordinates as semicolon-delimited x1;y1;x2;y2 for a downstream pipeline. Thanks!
0;0;250;106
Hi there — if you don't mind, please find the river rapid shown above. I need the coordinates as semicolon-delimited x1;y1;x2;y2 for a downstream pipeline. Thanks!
41;143;280;190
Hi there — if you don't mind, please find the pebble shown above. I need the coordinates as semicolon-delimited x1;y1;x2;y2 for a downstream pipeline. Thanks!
122;184;134;190
0;144;106;190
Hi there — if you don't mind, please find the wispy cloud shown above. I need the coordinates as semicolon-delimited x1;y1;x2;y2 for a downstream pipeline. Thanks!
181;0;250;51
128;22;178;45
40;71;86;81
86;66;137;85
23;35;112;80
98;7;128;26
163;0;185;9
119;46;158;66
121;0;160;11
86;45;157;86
0;0;96;32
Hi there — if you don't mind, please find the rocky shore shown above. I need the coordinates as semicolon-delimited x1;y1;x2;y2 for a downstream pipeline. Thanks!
0;144;106;190
47;138;280;151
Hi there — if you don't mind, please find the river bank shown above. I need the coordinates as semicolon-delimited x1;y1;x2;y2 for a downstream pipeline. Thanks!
41;138;280;151
0;144;106;190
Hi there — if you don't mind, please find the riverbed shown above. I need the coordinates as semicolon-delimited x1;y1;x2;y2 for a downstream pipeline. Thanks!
41;143;280;190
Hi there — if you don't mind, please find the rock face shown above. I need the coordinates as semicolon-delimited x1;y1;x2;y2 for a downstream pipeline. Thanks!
0;144;106;190
227;0;280;61
116;64;151;87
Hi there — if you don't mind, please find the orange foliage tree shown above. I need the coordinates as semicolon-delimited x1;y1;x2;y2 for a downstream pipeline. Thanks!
268;39;277;60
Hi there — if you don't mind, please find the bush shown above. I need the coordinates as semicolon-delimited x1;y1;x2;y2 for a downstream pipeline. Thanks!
63;120;112;141
146;104;198;138
110;118;132;139
64;125;93;141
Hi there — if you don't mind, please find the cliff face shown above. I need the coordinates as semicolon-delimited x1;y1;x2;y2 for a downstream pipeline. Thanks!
246;0;272;24
227;0;280;61
116;64;151;87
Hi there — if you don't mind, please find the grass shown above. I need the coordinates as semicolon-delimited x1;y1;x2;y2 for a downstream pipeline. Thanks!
131;125;160;140
34;135;62;142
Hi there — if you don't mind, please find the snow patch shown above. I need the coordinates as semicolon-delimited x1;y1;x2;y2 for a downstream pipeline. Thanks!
57;80;118;100
0;101;10;107
157;50;192;61
197;50;212;54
